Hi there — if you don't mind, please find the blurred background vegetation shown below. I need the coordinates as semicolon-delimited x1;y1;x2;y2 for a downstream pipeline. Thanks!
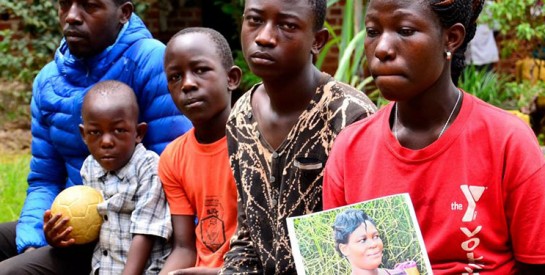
1;0;543;110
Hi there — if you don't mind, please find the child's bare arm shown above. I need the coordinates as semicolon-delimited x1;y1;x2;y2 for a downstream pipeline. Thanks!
159;215;197;275
122;234;154;275
43;209;75;248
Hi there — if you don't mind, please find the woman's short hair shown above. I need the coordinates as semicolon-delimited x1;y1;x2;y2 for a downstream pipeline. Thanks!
332;209;376;256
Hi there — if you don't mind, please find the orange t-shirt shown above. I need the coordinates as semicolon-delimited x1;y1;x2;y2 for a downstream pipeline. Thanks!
159;128;237;268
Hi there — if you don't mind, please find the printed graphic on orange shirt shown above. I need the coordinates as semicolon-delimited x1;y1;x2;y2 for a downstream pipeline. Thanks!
200;196;226;252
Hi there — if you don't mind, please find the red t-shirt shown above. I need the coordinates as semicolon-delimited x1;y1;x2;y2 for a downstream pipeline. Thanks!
159;129;237;268
323;93;545;274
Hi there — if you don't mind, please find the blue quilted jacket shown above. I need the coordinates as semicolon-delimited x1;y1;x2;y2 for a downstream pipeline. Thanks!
16;14;192;253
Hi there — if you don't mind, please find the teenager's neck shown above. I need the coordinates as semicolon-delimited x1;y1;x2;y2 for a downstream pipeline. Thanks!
393;74;462;149
396;79;460;131
260;65;323;115
193;107;230;144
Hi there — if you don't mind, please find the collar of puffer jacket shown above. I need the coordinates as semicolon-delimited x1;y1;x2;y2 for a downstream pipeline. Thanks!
54;14;151;87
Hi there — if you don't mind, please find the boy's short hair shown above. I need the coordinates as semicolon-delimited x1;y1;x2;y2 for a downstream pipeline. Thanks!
84;80;139;118
309;0;327;31
168;27;234;70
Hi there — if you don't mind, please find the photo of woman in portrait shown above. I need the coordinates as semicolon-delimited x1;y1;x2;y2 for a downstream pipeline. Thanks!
287;194;430;274
333;209;419;275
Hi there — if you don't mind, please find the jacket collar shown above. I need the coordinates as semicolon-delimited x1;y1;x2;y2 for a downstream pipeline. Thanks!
54;14;151;87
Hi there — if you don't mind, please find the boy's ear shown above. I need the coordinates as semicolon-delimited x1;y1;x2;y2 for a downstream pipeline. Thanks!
118;1;133;24
135;122;148;144
311;28;329;55
445;22;465;55
227;65;243;91
79;124;87;144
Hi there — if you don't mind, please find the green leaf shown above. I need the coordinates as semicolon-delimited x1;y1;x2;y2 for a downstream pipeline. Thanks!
327;0;340;8
334;30;366;82
316;36;340;70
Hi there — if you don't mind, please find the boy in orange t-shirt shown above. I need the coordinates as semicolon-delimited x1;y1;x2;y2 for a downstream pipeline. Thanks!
158;27;242;275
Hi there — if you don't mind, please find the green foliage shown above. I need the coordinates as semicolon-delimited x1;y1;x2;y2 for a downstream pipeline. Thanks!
459;67;545;145
291;195;428;274
458;66;511;108
484;0;545;58
459;66;545;112
317;1;384;106
318;1;370;88
538;132;545;145
0;0;61;85
213;0;244;32
367;89;389;109
0;153;30;222
133;0;153;19
504;79;545;110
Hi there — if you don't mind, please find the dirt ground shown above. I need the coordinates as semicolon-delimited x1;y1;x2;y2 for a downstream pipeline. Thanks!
0;120;31;154
0;81;32;154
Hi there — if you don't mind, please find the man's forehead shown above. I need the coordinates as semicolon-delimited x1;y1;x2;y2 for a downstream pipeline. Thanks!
244;0;312;8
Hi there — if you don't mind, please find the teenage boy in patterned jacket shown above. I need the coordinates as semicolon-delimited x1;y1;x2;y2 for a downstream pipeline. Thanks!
220;0;376;273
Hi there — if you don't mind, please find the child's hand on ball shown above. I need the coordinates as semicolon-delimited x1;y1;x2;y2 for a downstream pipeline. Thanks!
49;186;103;244
43;209;76;248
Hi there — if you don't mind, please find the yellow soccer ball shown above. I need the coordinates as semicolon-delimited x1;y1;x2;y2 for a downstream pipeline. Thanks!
50;185;104;244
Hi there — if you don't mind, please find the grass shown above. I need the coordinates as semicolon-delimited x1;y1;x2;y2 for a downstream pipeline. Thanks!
0;152;30;222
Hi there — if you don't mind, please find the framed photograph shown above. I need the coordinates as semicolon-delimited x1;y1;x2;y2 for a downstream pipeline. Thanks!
287;193;432;275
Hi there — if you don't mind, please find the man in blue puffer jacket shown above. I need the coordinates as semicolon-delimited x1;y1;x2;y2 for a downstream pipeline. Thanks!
0;0;192;273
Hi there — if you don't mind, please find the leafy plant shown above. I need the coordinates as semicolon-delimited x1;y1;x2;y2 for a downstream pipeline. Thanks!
0;0;61;85
214;0;244;32
458;65;545;143
459;65;545;112
504;79;545;111
133;0;153;19
318;1;367;85
483;0;545;59
316;0;385;107
505;80;545;143
458;66;512;108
